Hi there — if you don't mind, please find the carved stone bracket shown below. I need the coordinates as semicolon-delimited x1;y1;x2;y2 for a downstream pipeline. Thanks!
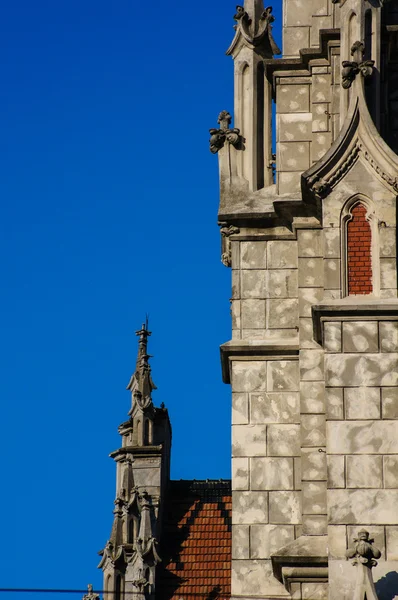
342;42;374;89
219;223;240;267
209;111;242;154
346;529;381;600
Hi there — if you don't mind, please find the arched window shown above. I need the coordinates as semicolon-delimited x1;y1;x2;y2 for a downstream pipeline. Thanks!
144;419;150;445
115;574;122;600
345;201;373;295
128;516;138;544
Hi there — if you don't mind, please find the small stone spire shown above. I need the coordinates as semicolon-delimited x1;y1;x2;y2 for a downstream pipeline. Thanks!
126;319;157;414
82;585;99;600
242;0;266;31
346;529;381;600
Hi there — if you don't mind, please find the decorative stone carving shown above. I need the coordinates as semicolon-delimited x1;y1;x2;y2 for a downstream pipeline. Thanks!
307;176;331;200
228;4;280;58
209;111;242;155
342;42;374;89
219;223;240;267
82;585;99;600
346;529;381;600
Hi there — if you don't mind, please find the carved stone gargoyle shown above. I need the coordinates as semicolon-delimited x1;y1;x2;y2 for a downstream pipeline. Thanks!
346;529;381;600
209;111;242;154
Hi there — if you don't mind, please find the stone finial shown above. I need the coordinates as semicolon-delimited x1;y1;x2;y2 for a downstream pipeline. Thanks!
82;585;99;600
342;41;374;89
346;530;381;600
209;111;242;154
126;319;157;413
228;3;280;58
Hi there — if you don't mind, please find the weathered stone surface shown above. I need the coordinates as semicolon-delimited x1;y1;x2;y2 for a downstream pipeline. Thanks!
328;525;348;559
250;524;295;559
379;321;398;353
328;489;398;524
232;491;268;525
231;559;289;597
278;83;310;112
325;353;398;387
342;322;379;353
327;455;345;488
302;448;327;480
283;27;310;57
302;481;327;514
324;259;340;290
267;361;300;392
232;361;268;392
300;381;325;414
265;269;298;298
384;456;398;488
294;457;302;490
241;299;266;329
232;392;249;425
326;387;344;420
298;230;323;258
327;421;398;454
303;514;328;535
380;258;397;289
382;387;398;419
300;349;324;381
300;317;319;348
279;113;312;142
268;424;301;456
324;228;340;259
379;227;396;257
344;387;381;420
232;269;240;299
301;415;326;447
241;241;267;269
251;457;294;490
267;298;299;329
232;457;249;491
284;1;312;28
231;300;241;330
301;583;328;599
298;258;323;288
346;455;383;488
241;270;266;299
233;424;267;457
386;526;398;560
250;392;300;424
232;525;250;559
324;322;342;353
299;287;324;318
269;491;302;524
267;241;298;269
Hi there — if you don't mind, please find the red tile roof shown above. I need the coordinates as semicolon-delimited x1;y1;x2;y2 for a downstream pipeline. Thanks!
157;480;231;600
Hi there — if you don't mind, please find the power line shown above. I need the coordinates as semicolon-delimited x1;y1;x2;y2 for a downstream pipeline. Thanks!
0;590;230;599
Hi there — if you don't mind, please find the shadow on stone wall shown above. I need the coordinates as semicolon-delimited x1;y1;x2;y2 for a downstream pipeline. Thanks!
375;571;398;600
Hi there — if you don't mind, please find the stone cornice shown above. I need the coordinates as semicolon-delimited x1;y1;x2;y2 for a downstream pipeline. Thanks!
220;339;299;384
110;445;163;460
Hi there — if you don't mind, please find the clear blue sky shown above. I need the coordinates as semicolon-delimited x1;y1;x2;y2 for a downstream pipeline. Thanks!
0;0;282;594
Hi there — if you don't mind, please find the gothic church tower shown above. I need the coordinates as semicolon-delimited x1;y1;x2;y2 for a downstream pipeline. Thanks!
212;1;398;599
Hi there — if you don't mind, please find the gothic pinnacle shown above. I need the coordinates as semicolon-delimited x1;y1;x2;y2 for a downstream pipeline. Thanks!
126;319;157;413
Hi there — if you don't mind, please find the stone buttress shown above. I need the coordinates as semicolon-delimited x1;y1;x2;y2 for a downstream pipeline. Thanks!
212;1;398;599
98;323;171;600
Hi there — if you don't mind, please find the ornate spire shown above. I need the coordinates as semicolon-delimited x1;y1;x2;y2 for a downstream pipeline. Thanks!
126;319;157;414
228;3;281;58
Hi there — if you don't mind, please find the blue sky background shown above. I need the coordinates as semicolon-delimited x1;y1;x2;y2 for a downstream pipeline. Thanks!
0;0;282;595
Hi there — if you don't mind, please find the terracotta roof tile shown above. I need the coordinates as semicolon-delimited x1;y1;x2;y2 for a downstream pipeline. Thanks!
157;480;232;600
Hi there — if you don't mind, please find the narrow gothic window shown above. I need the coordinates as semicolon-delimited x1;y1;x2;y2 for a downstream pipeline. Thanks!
144;419;150;445
115;574;122;600
347;203;373;295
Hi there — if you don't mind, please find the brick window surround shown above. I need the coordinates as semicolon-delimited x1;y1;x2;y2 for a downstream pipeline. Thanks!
347;202;373;295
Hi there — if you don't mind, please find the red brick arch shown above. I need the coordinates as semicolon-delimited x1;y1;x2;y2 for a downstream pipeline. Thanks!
347;202;373;295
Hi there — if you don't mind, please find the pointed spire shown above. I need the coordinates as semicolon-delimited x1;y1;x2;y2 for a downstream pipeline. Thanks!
126;319;157;414
243;0;265;28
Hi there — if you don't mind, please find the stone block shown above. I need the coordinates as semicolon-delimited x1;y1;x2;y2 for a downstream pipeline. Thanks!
232;457;249;491
312;102;330;132
329;489;398;524
324;322;342;353
231;300;241;330
232;360;268;392
250;524;295;559
346;455;383;488
265;269;298;298
325;353;398;387
327;455;345;489
279;113;312;142
302;448;327;480
278;171;301;194
241;299;266;329
324;228;340;258
241;270;266;299
251;457;294;490
386;526;398;560
380;321;398;353
232;491;269;525
302;583;328;600
267;241;298;269
303;481;327;514
283;26;310;57
233;424;267;457
310;15;333;47
312;131;333;162
381;258;397;289
312;75;332;103
232;270;240;299
300;349;324;381
250;392;300;424
301;414;326;447
284;0;313;27
384;456;398;488
231;559;288;597
232;525;250;559
300;381;325;413
269;491;302;523
342;322;379;353
298;230;323;258
240;241;267;269
382;387;398;419
299;287;324;317
303;515;327;535
231;241;240;269
268;424;301;456
278;83;310;112
326;387;344;420
324;259;340;289
267;360;300;392
294;457;302;490
380;227;396;257
344;387;381;420
328;525;348;559
328;420;398;454
232;393;249;425
278;142;311;172
300;317;319;349
298;258;323;287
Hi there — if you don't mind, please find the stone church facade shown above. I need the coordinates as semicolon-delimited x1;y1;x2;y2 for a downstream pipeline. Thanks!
98;1;398;599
